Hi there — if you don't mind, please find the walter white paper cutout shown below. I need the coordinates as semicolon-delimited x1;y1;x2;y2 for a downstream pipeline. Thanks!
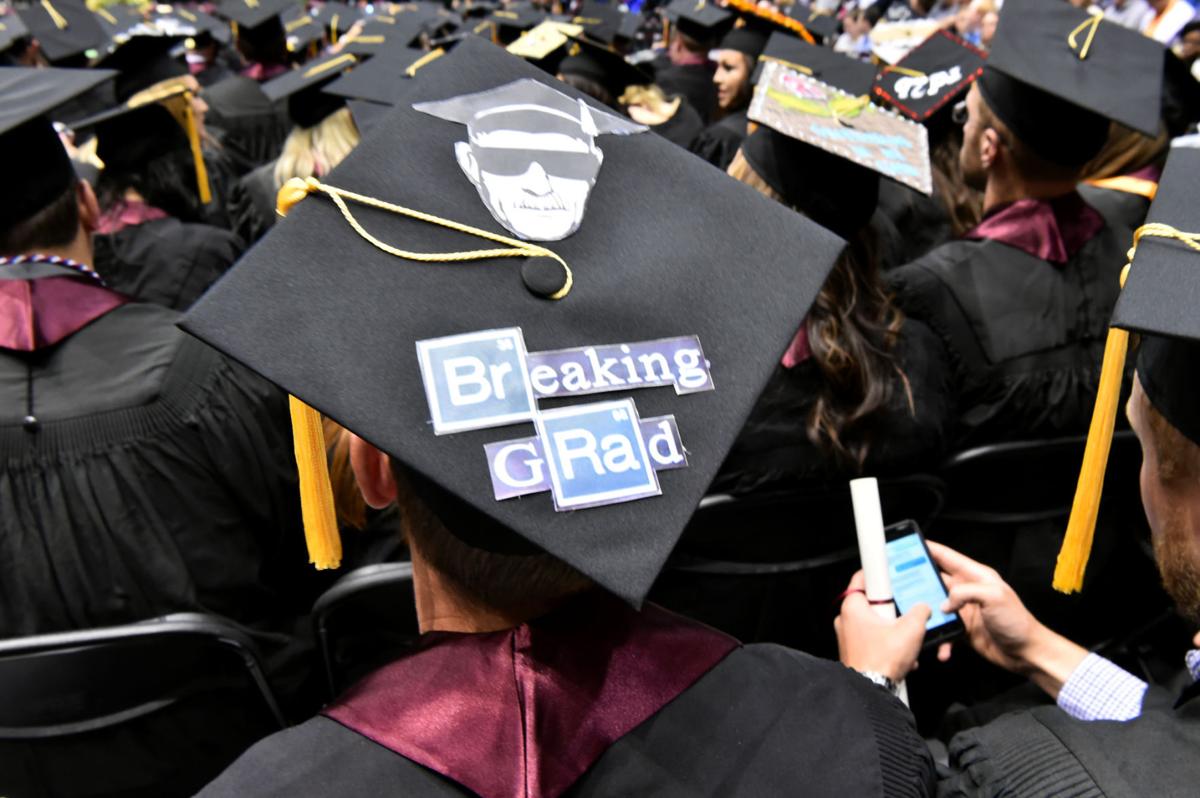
413;79;646;242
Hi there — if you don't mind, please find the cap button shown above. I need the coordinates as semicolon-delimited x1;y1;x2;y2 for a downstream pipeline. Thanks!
22;415;39;432
521;257;570;300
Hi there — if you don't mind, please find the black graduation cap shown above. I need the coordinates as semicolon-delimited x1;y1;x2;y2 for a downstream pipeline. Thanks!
558;33;651;102
338;12;439;57
663;0;733;45
718;18;771;61
787;3;838;43
984;0;1163;139
93;33;188;102
72;81;213;204
314;2;363;43
0;66;114;229
566;1;621;46
1055;140;1200;595
748;50;932;195
17;0;107;63
872;29;985;123
754;32;875;96
488;6;544;43
347;97;391;135
179;36;844;606
214;0;297;32
324;45;450;105
0;13;31;56
152;6;233;46
262;51;357;127
282;6;323;52
90;3;144;41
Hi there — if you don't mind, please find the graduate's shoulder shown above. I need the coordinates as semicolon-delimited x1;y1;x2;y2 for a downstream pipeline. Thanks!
195;715;458;797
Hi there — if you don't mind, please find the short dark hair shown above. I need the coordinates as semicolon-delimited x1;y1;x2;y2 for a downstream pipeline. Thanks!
975;95;1083;183
390;461;594;611
0;183;80;257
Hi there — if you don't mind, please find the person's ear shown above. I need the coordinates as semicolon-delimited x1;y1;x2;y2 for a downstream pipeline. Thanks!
348;433;399;509
454;141;480;182
980;128;1001;170
77;179;101;235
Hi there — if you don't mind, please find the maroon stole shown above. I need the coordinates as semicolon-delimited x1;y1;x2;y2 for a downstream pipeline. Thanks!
325;592;738;798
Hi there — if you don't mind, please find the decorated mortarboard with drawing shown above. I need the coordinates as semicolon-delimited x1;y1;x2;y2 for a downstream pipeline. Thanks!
749;57;932;195
872;29;986;123
180;37;844;606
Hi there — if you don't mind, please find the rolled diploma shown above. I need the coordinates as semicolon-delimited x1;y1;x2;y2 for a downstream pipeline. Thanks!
849;477;909;706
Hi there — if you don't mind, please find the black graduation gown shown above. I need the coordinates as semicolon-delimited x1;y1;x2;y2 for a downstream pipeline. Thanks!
886;192;1134;449
1077;181;1153;240
688;107;748;171
0;275;330;796
649;95;705;150
875;178;954;267
939;682;1200;797
201;76;292;175
229;160;279;246
656;61;717;124
199;593;936;797
711;318;951;495
93;217;244;310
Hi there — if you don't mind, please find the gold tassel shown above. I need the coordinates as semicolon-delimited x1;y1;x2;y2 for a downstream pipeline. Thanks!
289;396;343;570
276;186;342;570
182;93;212;205
1055;224;1200;592
1054;321;1129;593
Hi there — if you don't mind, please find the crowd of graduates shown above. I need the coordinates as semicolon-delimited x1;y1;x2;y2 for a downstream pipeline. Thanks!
2;0;1200;794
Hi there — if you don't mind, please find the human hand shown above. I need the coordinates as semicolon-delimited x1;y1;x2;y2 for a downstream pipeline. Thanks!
835;571;931;683
929;541;1088;696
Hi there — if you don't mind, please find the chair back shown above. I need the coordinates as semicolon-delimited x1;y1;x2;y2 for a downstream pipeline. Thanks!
0;613;284;797
312;562;419;698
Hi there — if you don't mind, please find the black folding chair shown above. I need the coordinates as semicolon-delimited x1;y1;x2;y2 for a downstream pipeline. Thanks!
312;562;419;699
0;613;285;798
649;475;946;658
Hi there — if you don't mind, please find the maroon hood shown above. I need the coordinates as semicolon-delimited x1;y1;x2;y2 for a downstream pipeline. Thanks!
963;191;1105;265
0;265;129;352
324;592;738;798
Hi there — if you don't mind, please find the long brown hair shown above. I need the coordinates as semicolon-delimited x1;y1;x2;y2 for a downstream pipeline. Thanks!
728;152;912;469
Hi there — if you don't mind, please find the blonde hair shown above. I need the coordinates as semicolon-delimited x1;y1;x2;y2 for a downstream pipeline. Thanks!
1080;122;1170;183
619;84;682;126
273;107;361;191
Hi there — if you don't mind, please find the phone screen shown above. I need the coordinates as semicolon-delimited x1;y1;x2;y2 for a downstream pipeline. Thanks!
885;529;958;631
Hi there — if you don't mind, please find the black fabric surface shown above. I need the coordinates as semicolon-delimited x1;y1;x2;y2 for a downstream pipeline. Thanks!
0;303;325;685
648;94;705;149
198;644;935;797
93;218;244;311
230;160;280;246
887;197;1134;448
655;60;717;124
940;686;1200;797
688;107;747;171
712;318;950;495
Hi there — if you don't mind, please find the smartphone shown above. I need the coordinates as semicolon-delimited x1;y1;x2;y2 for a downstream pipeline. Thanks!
884;520;964;647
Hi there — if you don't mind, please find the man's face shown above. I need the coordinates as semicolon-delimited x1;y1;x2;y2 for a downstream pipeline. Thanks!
456;128;602;242
1129;380;1200;624
958;83;988;191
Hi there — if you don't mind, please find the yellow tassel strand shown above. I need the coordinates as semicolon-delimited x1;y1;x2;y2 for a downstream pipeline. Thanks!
1054;322;1129;593
276;177;573;298
182;93;212;205
41;0;69;29
1067;9;1103;60
404;47;444;77
289;396;342;569
1055;223;1200;592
